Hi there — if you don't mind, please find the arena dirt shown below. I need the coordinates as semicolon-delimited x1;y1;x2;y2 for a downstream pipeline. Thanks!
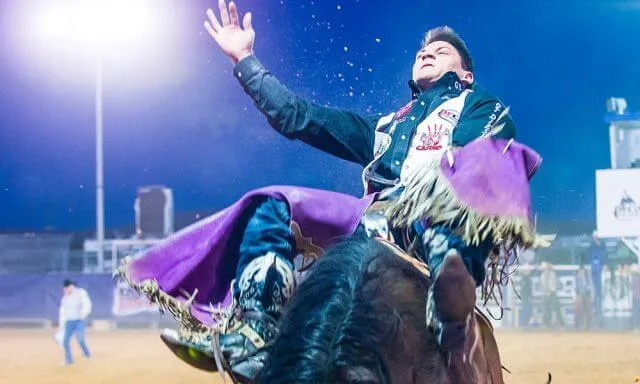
1;329;637;383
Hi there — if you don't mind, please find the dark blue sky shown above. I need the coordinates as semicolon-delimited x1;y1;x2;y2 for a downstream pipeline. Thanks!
1;0;639;232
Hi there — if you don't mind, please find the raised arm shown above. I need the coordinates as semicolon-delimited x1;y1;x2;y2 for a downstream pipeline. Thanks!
204;1;378;166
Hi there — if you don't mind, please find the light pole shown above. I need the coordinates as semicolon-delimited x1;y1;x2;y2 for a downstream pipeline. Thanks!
30;0;171;272
96;55;105;272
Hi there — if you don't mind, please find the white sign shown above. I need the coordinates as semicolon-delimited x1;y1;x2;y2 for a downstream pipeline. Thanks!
112;280;158;316
596;169;640;237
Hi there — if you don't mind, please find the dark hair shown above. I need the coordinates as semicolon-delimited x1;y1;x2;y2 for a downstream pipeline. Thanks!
63;279;75;287
422;26;473;72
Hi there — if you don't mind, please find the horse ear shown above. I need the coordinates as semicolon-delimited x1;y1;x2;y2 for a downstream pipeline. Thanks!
338;366;381;384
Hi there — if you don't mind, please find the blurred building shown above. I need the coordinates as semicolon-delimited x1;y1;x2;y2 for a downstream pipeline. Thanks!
133;185;174;239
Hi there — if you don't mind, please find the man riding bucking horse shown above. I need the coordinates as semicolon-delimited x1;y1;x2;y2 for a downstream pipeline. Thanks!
118;1;541;382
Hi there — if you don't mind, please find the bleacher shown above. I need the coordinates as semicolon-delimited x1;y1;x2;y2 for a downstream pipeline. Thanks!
0;233;73;273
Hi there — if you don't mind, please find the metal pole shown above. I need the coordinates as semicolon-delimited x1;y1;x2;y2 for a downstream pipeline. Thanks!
96;55;105;272
608;123;617;169
111;241;117;273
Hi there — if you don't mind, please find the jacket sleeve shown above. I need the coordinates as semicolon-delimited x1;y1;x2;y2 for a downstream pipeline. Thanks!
451;90;516;146
80;289;92;319
233;55;377;166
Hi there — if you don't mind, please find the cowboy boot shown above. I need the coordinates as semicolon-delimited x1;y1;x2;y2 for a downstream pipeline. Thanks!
161;252;295;382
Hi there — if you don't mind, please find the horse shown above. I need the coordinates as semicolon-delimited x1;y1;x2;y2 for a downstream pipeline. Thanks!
255;231;511;384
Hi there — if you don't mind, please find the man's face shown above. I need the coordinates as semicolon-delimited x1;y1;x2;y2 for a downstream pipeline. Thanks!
64;285;73;295
412;41;473;89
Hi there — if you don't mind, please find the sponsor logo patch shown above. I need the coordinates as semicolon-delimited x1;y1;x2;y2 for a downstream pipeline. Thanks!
416;124;449;151
394;100;416;123
438;109;459;125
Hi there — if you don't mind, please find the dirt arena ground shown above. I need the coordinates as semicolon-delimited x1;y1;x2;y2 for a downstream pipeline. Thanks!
1;329;638;383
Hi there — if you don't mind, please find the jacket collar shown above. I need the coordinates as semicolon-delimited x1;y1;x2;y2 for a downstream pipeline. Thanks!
408;72;469;100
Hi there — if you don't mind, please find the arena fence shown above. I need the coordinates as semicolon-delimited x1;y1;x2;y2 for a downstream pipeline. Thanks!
0;264;637;331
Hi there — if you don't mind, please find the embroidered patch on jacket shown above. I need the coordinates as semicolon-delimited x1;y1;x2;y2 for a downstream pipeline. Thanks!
438;109;459;125
394;100;416;123
481;102;503;136
416;124;449;151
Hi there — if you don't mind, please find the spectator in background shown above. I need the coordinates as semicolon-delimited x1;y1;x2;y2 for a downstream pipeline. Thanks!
59;279;92;365
631;264;640;332
621;264;631;299
519;268;534;327
617;264;632;330
541;262;565;328
614;264;624;300
602;264;612;299
589;231;606;328
574;265;593;329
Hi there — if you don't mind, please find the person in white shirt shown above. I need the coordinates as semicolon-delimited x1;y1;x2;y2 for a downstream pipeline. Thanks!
58;279;92;365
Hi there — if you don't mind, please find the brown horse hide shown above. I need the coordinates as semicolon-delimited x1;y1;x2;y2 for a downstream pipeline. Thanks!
258;234;505;384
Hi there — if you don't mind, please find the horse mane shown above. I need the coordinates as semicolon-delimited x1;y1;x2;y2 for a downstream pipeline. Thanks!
258;232;434;384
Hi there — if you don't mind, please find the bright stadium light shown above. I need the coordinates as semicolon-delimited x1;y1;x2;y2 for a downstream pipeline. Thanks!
33;0;160;54
29;0;170;271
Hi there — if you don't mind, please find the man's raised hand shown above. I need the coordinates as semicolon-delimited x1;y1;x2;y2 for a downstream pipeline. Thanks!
204;0;255;63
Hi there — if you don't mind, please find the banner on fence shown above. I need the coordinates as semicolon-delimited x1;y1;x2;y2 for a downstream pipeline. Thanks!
111;280;158;316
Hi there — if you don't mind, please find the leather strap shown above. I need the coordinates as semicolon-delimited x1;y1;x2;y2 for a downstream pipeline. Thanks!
376;238;431;278
475;310;505;384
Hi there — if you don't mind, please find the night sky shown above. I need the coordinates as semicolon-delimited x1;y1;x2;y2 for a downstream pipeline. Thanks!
1;0;639;232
